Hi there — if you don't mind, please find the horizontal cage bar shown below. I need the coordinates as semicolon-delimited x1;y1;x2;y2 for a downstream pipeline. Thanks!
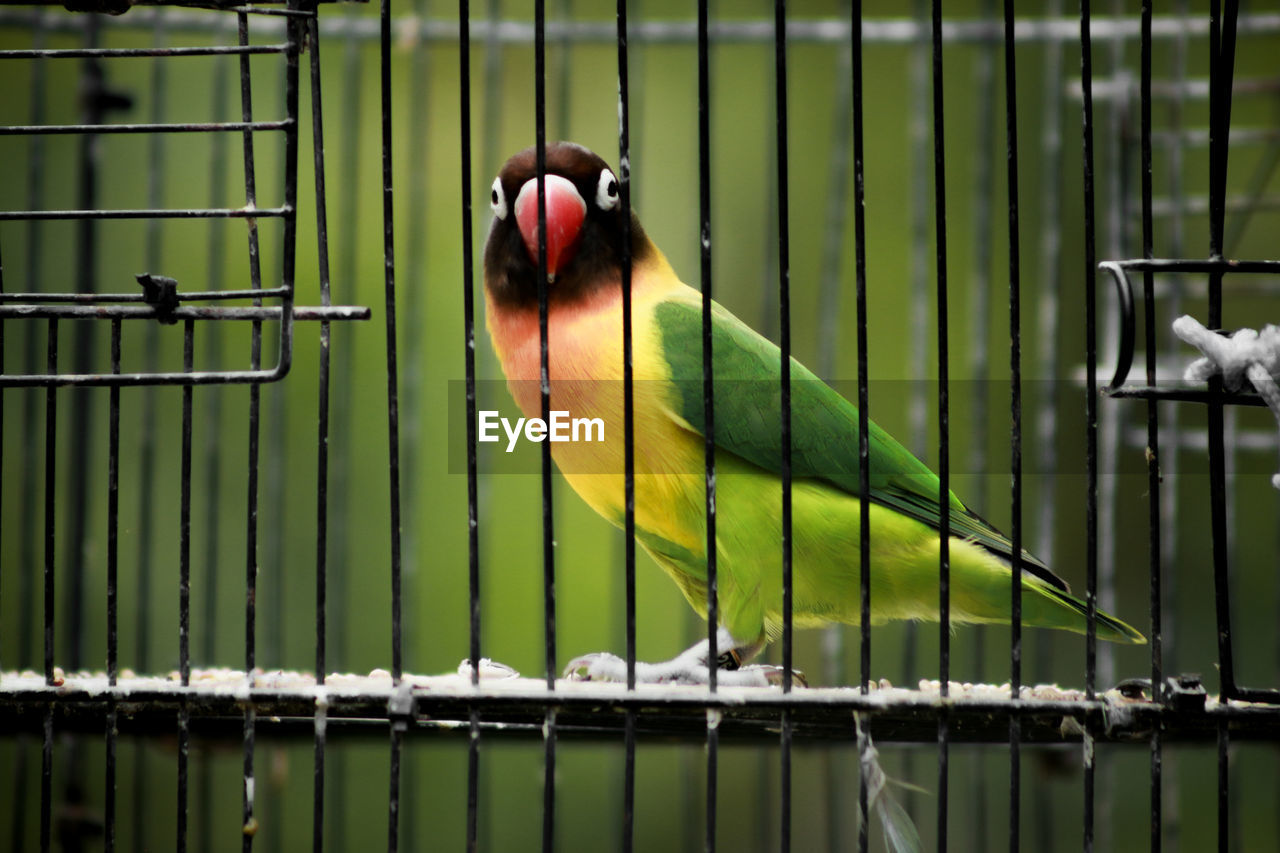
0;43;288;59
0;286;292;303
0;304;367;321
0;205;291;220
0;119;293;136
0;677;1275;745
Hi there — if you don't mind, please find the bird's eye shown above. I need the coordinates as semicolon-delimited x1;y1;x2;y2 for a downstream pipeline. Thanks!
490;177;508;219
595;169;620;211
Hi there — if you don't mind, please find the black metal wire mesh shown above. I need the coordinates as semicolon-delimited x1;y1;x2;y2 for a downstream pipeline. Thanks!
2;3;1280;852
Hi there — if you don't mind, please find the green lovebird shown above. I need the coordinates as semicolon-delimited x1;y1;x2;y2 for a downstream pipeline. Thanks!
482;142;1144;686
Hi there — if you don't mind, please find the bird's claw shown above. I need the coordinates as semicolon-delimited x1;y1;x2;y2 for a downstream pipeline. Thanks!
754;665;808;688
562;652;805;688
563;652;630;683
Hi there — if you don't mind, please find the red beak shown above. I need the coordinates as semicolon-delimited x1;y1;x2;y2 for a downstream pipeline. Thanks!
514;173;587;281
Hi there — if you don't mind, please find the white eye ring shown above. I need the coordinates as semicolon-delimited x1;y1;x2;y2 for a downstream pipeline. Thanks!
595;169;620;211
490;177;508;219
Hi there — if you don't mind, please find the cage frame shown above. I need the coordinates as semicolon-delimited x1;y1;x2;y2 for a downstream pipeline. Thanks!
1;1;1279;852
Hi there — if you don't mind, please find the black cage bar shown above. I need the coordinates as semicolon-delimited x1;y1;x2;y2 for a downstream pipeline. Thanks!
2;4;1280;853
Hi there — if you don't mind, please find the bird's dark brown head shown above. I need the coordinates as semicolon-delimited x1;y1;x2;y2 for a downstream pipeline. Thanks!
483;142;651;310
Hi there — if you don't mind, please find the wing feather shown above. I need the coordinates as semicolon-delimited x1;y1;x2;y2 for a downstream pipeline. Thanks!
654;298;1066;590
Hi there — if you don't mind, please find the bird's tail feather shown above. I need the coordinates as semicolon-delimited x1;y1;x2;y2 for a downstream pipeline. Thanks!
1032;584;1147;644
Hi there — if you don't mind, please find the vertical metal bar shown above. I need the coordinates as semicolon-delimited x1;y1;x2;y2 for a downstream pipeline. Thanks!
533;1;555;694
1077;3;1099;704
105;317;121;853
615;1;637;848
773;4;794;852
1207;1;1238;846
178;317;193;673
379;0;404;844
1095;0;1128;704
238;11;264;852
40;317;56;850
929;0;951;848
458;4;482;851
1002;1;1023;850
774;1;793;694
1;184;6;685
178;319;195;853
1078;0;1099;848
309;10;333;851
42;318;57;689
3;240;19;844
1160;0;1190;687
616;0;635;698
235;10;260;557
532;5;558;852
696;3;718;851
1206;0;1238;704
1138;4;1162;853
695;1;717;695
850;2;871;851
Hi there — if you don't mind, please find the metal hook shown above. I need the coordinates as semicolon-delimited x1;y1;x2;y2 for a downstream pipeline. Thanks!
1098;261;1135;391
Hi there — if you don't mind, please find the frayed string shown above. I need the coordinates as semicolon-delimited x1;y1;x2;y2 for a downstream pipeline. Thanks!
1174;315;1280;489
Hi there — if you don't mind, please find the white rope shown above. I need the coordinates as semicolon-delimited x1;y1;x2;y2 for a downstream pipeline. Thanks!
1173;314;1280;489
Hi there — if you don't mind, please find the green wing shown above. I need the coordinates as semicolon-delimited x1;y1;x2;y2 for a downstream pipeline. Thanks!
654;298;1064;589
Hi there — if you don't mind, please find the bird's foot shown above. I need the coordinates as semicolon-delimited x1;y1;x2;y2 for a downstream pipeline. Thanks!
562;628;805;688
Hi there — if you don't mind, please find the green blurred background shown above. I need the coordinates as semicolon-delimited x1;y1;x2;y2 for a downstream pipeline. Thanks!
2;1;1279;850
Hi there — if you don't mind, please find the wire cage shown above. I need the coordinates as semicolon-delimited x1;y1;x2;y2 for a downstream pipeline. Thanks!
1;1;1279;852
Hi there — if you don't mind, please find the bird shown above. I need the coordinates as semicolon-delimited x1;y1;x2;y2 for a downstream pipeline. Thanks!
482;141;1144;686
